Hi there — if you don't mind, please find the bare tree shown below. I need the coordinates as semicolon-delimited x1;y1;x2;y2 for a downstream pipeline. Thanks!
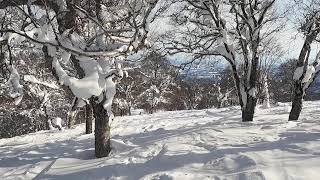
257;37;284;107
136;51;178;113
0;0;159;158
289;0;320;121
161;0;280;121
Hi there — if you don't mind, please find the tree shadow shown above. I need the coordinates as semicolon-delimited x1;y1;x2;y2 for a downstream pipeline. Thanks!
0;134;95;169
3;106;320;179
35;121;320;179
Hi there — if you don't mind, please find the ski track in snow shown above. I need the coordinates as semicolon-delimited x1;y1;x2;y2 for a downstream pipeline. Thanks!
1;102;320;180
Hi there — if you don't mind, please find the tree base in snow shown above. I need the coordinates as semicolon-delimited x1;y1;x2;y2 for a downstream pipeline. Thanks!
289;82;304;121
241;97;257;122
90;96;111;158
289;104;302;121
85;104;93;134
242;112;254;122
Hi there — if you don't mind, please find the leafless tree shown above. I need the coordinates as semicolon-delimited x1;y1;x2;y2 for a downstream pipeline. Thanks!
0;0;159;158
160;0;280;121
289;0;320;121
257;37;284;107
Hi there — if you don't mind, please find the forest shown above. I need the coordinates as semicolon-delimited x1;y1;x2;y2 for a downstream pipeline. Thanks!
1;0;320;179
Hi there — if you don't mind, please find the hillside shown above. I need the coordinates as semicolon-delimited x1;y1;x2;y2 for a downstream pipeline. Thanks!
1;102;320;180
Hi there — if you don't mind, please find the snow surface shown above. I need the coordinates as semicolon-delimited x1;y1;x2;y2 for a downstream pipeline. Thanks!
1;102;320;179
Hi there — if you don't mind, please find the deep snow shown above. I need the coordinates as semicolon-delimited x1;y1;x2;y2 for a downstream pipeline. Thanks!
1;102;320;180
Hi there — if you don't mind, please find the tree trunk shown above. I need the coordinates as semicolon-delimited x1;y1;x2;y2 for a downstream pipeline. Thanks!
289;28;320;121
85;104;93;134
67;97;78;128
242;95;257;122
230;68;256;122
90;95;111;158
43;105;50;130
128;106;131;116
289;82;304;121
262;75;271;108
67;111;78;128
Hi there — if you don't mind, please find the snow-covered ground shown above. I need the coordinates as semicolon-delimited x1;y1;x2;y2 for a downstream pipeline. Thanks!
1;102;320;180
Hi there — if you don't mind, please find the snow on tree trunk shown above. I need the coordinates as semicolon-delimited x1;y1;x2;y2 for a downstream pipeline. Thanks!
262;75;271;108
289;65;318;121
67;97;79;129
289;25;320;121
242;90;257;122
52;117;63;131
216;86;230;108
289;81;304;121
53;55;119;157
7;65;23;105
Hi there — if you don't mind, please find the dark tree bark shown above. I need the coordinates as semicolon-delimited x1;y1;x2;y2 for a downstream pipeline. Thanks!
289;28;320;121
128;106;132;116
90;94;111;158
43;105;50;130
231;55;259;122
242;96;257;122
289;83;304;121
85;103;93;134
242;42;259;122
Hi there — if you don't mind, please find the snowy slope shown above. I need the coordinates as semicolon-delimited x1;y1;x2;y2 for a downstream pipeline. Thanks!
1;102;320;180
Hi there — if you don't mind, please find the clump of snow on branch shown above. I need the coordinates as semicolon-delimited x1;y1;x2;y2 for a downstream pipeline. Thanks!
6;65;24;105
53;57;103;98
114;98;130;110
53;52;123;112
24;75;59;89
240;84;247;108
51;117;63;130
103;78;117;114
248;88;257;98
302;66;315;83
293;67;304;80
